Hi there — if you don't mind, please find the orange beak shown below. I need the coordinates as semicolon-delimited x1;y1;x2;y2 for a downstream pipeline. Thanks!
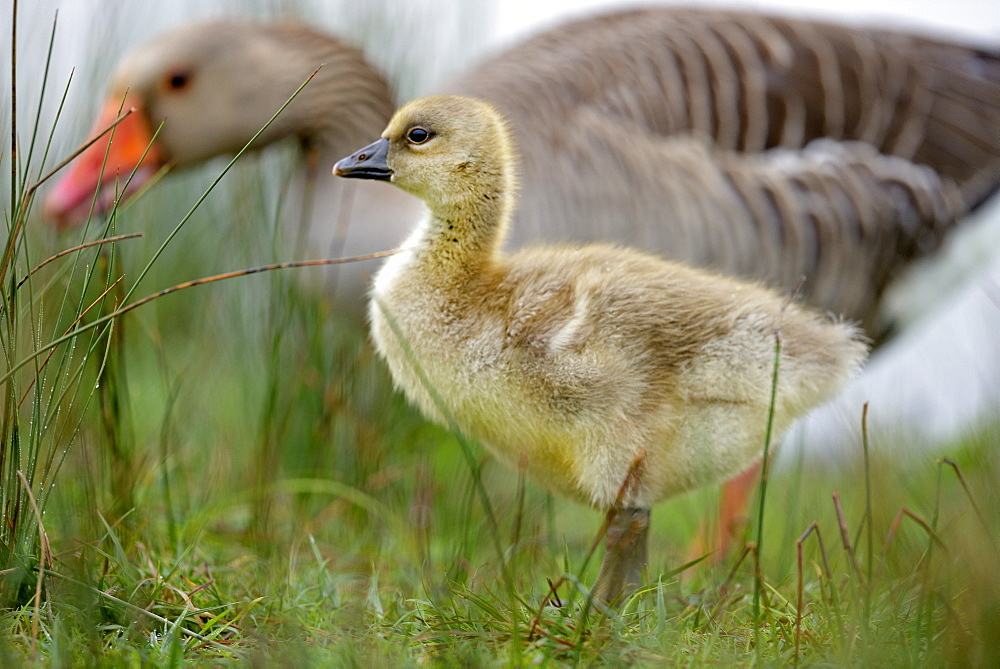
44;93;165;228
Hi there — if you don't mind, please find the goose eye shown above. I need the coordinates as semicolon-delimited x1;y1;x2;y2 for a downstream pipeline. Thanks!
406;127;431;144
165;70;191;91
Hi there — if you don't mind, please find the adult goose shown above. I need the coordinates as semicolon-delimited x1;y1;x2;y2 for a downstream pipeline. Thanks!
45;9;1000;338
333;94;869;603
43;9;997;560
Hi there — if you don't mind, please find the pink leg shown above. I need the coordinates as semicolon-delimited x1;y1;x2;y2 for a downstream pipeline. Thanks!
687;461;762;567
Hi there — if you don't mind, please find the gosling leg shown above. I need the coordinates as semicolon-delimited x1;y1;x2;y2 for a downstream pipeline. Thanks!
592;507;650;605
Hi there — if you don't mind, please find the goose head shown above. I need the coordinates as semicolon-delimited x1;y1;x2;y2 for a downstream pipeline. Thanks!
335;95;517;218
46;20;393;227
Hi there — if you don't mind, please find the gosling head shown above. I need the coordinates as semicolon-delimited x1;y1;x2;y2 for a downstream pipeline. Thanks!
334;95;517;213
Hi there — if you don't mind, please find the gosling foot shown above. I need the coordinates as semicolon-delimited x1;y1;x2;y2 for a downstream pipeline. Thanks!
591;507;650;605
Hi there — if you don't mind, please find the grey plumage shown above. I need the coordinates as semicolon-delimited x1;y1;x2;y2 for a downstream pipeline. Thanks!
451;8;999;337
48;9;1000;339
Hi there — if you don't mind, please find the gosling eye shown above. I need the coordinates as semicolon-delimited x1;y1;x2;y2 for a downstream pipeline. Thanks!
406;127;431;144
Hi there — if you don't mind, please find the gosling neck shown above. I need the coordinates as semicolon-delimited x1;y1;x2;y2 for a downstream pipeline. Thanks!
417;175;514;274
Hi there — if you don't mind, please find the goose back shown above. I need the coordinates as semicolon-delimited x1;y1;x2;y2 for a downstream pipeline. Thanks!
451;7;1000;334
456;8;1000;202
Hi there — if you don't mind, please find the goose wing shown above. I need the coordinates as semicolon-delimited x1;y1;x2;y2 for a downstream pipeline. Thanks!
451;8;998;329
456;7;999;205
512;115;962;334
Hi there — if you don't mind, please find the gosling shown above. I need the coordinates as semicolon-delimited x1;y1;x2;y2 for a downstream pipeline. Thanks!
334;95;868;604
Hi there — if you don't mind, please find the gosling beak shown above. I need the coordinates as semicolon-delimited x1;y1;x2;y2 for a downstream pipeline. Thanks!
333;138;391;181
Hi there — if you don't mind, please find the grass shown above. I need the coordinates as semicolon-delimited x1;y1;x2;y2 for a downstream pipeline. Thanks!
2;3;1000;666
12;435;994;666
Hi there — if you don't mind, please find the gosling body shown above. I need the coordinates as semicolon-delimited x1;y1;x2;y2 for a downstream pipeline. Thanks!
335;95;868;600
374;239;860;510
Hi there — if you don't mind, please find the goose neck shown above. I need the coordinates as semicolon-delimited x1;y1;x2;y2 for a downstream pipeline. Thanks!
278;38;395;158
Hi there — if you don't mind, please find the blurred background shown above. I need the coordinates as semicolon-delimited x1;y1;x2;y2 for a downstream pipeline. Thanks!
5;0;997;467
